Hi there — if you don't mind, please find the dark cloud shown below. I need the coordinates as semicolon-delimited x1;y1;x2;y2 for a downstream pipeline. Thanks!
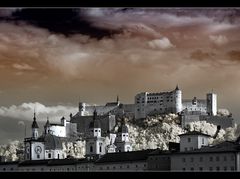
227;50;240;61
190;49;216;61
3;9;117;38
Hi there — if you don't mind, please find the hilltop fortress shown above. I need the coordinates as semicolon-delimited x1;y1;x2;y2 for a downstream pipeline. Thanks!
71;86;234;136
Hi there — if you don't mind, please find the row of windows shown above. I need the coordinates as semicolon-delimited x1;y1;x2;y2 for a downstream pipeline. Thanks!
182;166;235;171
182;155;234;162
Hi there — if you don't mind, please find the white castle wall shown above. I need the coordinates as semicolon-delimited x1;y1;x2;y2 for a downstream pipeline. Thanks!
135;89;182;119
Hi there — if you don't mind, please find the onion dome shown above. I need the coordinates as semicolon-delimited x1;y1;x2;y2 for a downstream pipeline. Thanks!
32;112;39;128
118;118;128;133
89;109;101;128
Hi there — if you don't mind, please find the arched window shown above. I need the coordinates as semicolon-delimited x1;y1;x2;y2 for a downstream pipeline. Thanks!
90;146;93;152
99;146;102;152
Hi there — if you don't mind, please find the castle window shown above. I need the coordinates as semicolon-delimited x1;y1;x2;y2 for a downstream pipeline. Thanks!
95;130;98;132
209;157;213;161
202;138;204;144
190;168;194;171
37;154;40;159
99;146;102;153
90;146;93;152
224;167;227;171
188;138;191;142
224;156;227;161
48;153;51;158
216;167;220;171
182;168;186;171
199;167;203;171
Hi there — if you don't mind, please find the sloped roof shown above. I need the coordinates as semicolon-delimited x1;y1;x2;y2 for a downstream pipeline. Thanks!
178;131;211;137
95;149;156;164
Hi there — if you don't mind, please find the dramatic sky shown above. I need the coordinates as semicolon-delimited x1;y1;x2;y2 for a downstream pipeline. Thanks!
1;8;240;144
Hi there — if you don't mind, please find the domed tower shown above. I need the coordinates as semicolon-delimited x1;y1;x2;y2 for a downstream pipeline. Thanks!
175;85;182;113
32;112;39;139
44;118;51;135
85;109;106;159
114;118;132;152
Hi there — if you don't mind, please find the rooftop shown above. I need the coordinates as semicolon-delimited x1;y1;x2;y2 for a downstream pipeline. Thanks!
178;131;211;137
95;149;156;164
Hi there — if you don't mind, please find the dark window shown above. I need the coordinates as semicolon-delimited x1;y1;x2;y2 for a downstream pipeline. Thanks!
209;157;213;161
99;146;102;153
231;166;235;171
48;153;51;158
37;154;40;159
216;167;220;171
136;165;138;168
190;157;194;162
224;156;227;161
209;167;213;171
90;146;93;152
182;168;186;171
107;166;109;170
95;130;98;132
224;167;227;171
216;156;220;161
188;138;191;142
120;166;122;169
127;165;129;169
190;168;194;171
199;167;203;171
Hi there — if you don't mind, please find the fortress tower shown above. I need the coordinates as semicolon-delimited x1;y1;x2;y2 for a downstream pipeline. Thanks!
207;93;217;116
175;85;182;113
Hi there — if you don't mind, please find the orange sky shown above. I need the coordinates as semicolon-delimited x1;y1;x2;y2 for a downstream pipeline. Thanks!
0;8;240;122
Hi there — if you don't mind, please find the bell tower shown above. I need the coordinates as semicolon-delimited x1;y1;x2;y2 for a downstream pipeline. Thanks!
85;109;106;160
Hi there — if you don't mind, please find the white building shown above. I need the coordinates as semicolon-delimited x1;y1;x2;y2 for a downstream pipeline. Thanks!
135;86;182;119
24;113;66;161
44;116;77;138
179;131;210;152
135;86;218;119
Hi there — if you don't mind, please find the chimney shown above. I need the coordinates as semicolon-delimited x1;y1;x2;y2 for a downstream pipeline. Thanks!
213;125;221;139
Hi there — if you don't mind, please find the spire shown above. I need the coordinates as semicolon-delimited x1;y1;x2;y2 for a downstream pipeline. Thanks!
32;110;39;129
93;108;97;121
175;84;179;91
33;108;36;121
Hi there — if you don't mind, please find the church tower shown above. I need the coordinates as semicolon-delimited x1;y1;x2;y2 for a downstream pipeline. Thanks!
32;112;39;139
44;118;51;135
114;118;132;152
85;109;106;160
